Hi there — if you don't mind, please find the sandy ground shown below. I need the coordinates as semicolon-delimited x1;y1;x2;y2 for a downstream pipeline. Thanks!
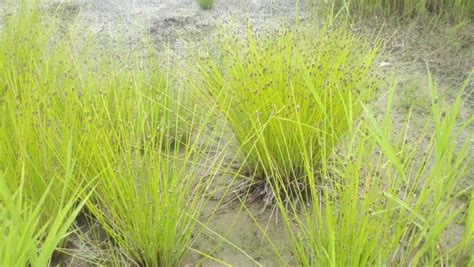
48;0;308;55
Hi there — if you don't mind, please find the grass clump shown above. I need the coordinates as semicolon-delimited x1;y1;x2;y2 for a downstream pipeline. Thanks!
0;156;91;267
1;2;214;266
0;0;85;227
341;0;474;20
0;2;96;264
75;61;230;266
191;24;379;194
271;76;474;265
197;0;215;10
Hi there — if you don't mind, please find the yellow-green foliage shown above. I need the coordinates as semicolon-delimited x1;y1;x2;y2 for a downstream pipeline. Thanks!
1;1;472;266
191;25;379;189
271;77;474;265
73;59;229;266
0;0;80;228
0;2;213;266
342;0;474;20
0;3;92;264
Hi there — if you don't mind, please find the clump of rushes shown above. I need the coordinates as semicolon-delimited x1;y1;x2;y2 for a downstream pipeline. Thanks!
191;25;379;196
0;0;87;229
341;0;474;20
72;54;231;266
272;76;474;265
1;1;210;266
197;0;215;10
0;3;96;265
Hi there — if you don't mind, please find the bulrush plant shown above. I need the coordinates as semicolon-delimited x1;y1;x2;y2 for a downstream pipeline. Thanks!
0;3;99;265
190;24;379;197
0;0;88;231
73;53;192;150
72;56;232;266
1;2;218;266
272;76;474;265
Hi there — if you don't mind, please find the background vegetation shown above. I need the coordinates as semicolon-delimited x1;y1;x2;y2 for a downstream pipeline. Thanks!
197;0;215;10
340;0;474;20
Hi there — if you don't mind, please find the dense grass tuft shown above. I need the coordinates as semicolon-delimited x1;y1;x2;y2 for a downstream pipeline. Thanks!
0;0;84;230
190;25;379;194
74;60;230;266
0;3;93;264
271;75;474;265
0;2;223;266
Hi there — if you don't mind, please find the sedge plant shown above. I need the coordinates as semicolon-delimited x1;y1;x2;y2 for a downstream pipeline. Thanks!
0;0;91;228
1;2;209;265
0;2;100;265
0;150;92;267
189;24;379;195
70;53;234;266
269;75;474;265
